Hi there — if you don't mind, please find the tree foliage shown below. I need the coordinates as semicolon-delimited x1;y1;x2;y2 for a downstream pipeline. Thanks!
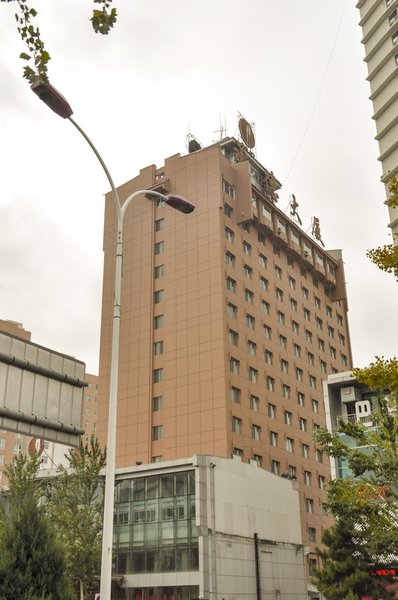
1;0;118;83
367;176;398;281
312;360;398;599
45;436;106;599
0;453;74;600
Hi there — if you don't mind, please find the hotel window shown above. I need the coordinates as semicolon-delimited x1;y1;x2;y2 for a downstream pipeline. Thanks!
232;417;242;434
253;454;263;466
260;276;269;290
225;227;235;242
268;403;276;418
246;314;255;329
318;475;326;489
286;438;294;453
231;387;241;404
243;241;252;255
287;255;295;268
247;340;257;356
273;244;280;257
152;425;163;441
288;465;297;479
308;527;316;543
227;303;238;318
252;424;261;441
155;218;165;232
282;385;291;399
281;359;289;373
154;241;164;255
307;352;315;365
389;10;398;26
230;357;240;374
288;276;296;290
154;289;164;304
258;232;266;244
341;353;348;366
244;264;253;279
314;296;321;309
0;439;6;449
302;443;309;458
316;317;323;330
242;222;250;233
263;325;271;339
152;395;163;411
318;338;325;351
277;219;286;234
266;376;275;391
330;346;337;359
339;333;345;346
325;304;332;317
250;395;260;411
271;460;280;475
277;311;285;325
294;344;301;358
290;299;298;312
259;253;267;268
226;251;235;266
152;455;162;463
233;447;244;458
270;431;278;447
245;288;254;304
302;287;309;300
279;335;287;349
395;53;398;66
337;313;343;326
305;329;313;343
328;325;335;338
275;288;283;301
261;300;270;315
296;367;303;382
316;449;323;463
306;498;314;513
299;417;307;432
264;350;273;365
226;277;236;292
154;264;164;279
309;375;317;389
156;197;165;208
154;315;164;329
292;320;299;334
262;204;272;221
304;308;311;321
321;503;328;516
274;265;282;279
228;329;239;346
290;230;300;245
153;341;164;355
392;31;398;45
223;179;235;198
304;470;312;485
248;367;258;383
153;368;163;383
224;203;233;217
312;399;319;413
284;411;292;425
320;360;327;373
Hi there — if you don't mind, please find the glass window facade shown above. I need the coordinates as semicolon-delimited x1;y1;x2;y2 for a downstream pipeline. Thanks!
113;471;198;576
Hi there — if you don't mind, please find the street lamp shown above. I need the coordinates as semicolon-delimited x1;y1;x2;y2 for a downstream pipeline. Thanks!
31;81;195;599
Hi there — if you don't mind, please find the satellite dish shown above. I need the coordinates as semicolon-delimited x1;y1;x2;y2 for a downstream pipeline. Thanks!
238;117;255;149
188;138;201;153
28;437;45;457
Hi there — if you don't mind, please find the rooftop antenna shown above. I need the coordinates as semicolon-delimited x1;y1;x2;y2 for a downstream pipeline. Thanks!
212;114;228;142
186;122;202;153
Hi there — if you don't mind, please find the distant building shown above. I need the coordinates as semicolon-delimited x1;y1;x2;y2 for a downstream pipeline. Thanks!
97;132;354;597
357;0;398;241
0;319;97;486
111;455;307;600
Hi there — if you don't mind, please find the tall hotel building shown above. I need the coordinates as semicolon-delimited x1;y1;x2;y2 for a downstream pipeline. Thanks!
97;134;353;598
357;0;398;240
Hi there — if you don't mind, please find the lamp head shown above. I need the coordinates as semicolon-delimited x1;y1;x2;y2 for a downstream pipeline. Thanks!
165;194;195;214
31;81;73;119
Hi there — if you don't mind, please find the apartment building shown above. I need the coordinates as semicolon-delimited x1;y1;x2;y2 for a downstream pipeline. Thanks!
357;0;398;240
96;134;353;597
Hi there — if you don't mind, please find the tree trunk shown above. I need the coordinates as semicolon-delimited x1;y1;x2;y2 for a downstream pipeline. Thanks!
79;579;84;600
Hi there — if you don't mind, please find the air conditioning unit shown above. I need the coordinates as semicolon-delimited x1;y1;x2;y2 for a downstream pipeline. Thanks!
340;386;361;403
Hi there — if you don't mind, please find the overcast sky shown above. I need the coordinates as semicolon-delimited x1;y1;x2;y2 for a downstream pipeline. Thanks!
0;0;396;374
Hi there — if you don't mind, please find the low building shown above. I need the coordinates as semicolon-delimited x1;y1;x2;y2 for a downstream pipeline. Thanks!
111;454;307;600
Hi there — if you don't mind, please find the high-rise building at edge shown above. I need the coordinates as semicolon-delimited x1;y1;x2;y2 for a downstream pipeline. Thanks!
357;0;398;241
97;133;353;598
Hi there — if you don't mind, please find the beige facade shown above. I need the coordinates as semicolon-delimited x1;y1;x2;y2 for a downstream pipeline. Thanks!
357;0;398;240
97;137;353;584
0;319;98;485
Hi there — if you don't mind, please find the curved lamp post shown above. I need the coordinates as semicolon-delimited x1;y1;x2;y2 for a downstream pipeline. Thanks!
31;81;195;599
